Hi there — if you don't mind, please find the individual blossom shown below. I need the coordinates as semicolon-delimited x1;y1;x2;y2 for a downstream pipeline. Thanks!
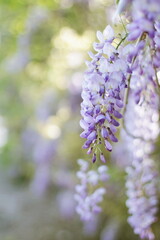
114;0;133;20
75;159;109;221
80;25;128;161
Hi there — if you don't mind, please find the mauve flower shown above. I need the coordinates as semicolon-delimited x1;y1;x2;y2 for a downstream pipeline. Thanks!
79;1;160;238
80;26;128;161
126;0;160;42
123;92;159;240
75;159;109;221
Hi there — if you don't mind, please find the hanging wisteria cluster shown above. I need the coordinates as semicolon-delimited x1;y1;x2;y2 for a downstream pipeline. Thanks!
75;159;109;221
77;0;160;239
124;94;159;240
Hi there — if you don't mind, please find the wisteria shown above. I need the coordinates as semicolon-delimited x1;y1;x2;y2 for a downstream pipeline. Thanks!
75;159;109;221
122;6;160;239
2;0;160;239
123;93;159;240
78;0;160;239
80;25;127;161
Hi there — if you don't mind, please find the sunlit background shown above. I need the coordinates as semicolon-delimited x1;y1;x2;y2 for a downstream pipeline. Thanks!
0;1;160;240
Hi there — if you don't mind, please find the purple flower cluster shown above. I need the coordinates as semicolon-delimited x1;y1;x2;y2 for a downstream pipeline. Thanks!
80;26;128;161
78;1;160;238
126;0;160;41
122;4;160;234
128;43;158;105
119;0;160;99
126;158;157;240
123;94;159;240
75;159;109;221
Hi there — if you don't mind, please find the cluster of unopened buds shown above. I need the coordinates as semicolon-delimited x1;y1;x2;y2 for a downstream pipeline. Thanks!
76;0;160;239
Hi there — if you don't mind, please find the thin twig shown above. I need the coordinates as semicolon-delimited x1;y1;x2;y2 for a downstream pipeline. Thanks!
116;35;128;50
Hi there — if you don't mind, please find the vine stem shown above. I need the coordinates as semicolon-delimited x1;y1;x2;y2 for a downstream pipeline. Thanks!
153;66;160;96
116;35;128;50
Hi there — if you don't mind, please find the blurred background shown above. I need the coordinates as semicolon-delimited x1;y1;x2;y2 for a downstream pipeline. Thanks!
0;0;159;240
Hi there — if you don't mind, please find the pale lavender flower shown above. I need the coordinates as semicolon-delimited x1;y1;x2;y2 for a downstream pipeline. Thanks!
75;159;109;221
129;46;157;105
113;0;133;20
123;92;159;240
126;0;160;41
